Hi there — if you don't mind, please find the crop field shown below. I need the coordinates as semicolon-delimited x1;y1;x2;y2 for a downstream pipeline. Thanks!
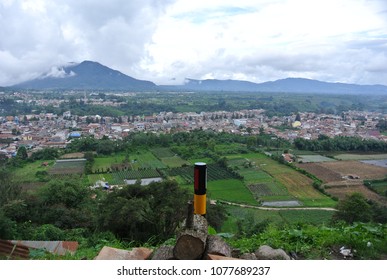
231;153;335;207
334;153;387;161
296;163;342;183
161;156;190;168
151;148;175;158
168;163;239;184
318;161;387;180
92;155;126;172
297;155;336;163
49;159;86;174
247;182;289;199
207;179;258;205
60;152;85;159
130;151;166;169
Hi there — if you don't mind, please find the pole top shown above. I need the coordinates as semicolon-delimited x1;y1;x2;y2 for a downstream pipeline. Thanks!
195;162;206;166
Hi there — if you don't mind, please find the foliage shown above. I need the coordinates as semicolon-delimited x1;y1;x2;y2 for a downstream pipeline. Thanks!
97;180;190;243
333;193;373;224
228;222;387;259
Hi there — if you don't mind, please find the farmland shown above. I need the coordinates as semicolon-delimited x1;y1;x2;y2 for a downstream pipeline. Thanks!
297;155;336;163
228;153;336;207
297;160;387;183
49;159;86;175
334;153;387;161
206;179;257;205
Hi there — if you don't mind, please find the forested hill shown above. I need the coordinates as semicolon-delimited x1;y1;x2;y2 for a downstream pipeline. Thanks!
161;77;387;94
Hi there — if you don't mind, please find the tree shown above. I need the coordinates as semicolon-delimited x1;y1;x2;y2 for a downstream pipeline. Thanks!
16;146;28;160
98;180;189;243
333;193;372;224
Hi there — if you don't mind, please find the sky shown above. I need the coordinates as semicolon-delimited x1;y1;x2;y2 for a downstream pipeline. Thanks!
1;0;387;86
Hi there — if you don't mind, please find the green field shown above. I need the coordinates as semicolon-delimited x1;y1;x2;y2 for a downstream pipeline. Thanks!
207;179;257;205
334;153;387;160
161;156;190;168
130;151;166;169
371;181;387;196
151;148;175;158
11;160;54;183
221;205;334;233
279;210;334;224
227;152;336;207
92;155;126;172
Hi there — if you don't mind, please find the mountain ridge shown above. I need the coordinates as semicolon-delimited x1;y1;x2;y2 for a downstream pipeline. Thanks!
9;61;387;94
13;60;157;91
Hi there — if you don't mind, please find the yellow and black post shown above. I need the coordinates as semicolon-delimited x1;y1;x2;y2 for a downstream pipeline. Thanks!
194;162;207;216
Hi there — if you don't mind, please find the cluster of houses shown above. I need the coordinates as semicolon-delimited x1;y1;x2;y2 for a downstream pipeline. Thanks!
1;106;386;158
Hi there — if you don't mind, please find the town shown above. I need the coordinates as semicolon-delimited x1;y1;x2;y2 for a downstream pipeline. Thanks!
1;91;386;158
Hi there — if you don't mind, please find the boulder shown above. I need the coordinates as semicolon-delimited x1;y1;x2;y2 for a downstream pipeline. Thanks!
240;253;257;260
254;245;290;260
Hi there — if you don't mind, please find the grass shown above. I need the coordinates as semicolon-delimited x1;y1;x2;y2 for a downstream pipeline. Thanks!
221;205;283;233
11;160;54;183
221;206;334;234
279;210;334;224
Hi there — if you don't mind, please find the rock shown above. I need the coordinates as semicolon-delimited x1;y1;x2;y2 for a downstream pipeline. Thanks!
204;235;232;258
240;253;257;260
231;248;242;258
95;246;153;260
151;245;175;260
206;254;240;260
254;245;290;260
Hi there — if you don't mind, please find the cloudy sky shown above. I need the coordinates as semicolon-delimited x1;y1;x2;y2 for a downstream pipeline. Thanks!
1;0;387;86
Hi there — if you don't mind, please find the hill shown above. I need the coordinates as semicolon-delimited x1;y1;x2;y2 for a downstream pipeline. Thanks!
12;61;157;91
161;77;387;94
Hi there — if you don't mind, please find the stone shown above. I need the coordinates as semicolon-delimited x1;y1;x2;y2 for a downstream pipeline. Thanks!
254;245;290;260
95;246;153;260
240;253;257;260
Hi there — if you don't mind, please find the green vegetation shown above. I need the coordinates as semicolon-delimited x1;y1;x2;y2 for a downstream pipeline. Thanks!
2;129;387;259
207;179;257;205
228;222;387;259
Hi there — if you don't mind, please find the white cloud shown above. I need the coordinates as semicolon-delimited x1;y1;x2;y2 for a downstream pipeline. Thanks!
1;0;387;86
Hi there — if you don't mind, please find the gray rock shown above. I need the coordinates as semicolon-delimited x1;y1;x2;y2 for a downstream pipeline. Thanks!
240;253;257;260
254;245;290;260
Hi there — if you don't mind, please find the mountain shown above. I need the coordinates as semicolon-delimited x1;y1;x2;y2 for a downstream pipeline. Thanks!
12;61;156;91
162;77;387;94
